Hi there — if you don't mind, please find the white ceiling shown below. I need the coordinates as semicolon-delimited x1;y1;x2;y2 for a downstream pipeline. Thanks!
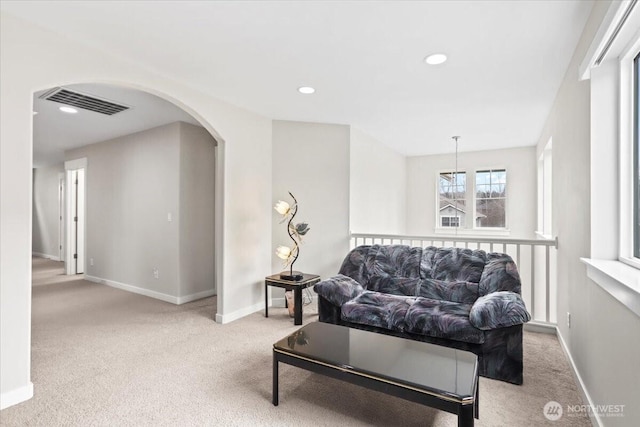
3;0;594;161
32;84;201;166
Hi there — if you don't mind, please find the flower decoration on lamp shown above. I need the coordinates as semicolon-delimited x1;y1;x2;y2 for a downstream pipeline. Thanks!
274;192;310;281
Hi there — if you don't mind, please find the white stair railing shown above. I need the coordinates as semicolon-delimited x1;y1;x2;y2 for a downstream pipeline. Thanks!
350;233;558;325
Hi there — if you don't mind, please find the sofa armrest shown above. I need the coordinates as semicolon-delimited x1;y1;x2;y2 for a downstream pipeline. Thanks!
469;291;531;330
313;274;365;307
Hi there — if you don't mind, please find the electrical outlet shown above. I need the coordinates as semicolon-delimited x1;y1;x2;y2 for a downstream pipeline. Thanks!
90;258;94;266
567;312;571;328
153;268;159;279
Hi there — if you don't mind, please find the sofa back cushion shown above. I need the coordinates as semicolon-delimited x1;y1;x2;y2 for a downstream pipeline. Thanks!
417;279;479;304
338;245;372;285
479;253;522;296
431;247;487;282
339;245;521;298
369;245;422;279
419;246;438;279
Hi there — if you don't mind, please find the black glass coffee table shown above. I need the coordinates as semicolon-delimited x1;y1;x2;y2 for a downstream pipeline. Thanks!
273;322;479;427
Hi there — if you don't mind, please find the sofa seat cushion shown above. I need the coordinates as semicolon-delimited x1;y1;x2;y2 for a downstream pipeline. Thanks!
404;297;485;344
417;279;479;304
341;291;415;332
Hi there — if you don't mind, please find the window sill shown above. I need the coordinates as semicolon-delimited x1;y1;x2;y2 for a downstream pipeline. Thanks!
581;258;640;318
434;227;511;237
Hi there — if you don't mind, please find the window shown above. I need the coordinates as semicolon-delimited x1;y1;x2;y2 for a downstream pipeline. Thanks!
438;172;466;227
475;169;506;228
581;0;640;317
437;170;508;231
441;216;460;227
634;52;640;258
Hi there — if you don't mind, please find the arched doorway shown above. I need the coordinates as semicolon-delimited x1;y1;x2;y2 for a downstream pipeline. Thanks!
31;82;224;317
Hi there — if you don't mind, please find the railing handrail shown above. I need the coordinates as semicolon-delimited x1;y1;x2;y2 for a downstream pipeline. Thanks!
350;232;558;248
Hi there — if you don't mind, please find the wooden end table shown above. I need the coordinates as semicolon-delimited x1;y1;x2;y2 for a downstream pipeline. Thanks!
265;273;320;325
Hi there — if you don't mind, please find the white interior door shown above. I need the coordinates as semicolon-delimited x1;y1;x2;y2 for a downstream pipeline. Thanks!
76;169;85;274
58;173;65;262
65;167;85;275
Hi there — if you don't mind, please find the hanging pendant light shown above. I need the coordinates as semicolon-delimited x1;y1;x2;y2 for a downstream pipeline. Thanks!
452;136;461;235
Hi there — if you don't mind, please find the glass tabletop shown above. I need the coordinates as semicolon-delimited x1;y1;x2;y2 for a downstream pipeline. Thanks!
274;322;478;401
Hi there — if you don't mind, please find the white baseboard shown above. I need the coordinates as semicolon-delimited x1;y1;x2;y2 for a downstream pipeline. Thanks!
215;301;264;324
524;320;557;334
0;382;33;410
556;328;601;427
215;294;318;324
86;275;216;305
176;289;217;305
86;275;178;304
32;252;61;262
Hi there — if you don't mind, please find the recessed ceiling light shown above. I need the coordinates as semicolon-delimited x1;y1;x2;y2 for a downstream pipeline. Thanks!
59;106;78;114
425;53;447;65
298;86;315;94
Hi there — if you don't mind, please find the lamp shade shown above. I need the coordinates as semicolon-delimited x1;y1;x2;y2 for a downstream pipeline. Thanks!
275;245;292;260
274;201;291;216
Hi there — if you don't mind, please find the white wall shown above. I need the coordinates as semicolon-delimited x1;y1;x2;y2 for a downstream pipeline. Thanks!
536;1;640;425
272;121;350;283
179;122;216;299
1;12;272;408
69;122;216;303
67;123;182;297
406;147;537;238
32;164;64;259
349;127;406;234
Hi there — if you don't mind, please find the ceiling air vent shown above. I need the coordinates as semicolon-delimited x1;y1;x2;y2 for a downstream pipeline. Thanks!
40;87;130;116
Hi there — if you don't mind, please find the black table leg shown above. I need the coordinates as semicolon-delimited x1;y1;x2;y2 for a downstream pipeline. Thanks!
294;287;303;325
272;351;279;406
474;378;479;419
458;403;474;427
265;283;269;318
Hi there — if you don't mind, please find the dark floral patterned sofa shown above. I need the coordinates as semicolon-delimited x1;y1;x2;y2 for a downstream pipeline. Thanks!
313;244;531;384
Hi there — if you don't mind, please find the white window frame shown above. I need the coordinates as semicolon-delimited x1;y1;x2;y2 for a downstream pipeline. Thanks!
436;170;467;230
434;168;511;236
581;0;640;319
473;168;508;230
619;37;640;268
536;139;553;239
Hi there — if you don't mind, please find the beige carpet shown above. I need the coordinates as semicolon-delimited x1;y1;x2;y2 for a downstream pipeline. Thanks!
0;257;590;426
